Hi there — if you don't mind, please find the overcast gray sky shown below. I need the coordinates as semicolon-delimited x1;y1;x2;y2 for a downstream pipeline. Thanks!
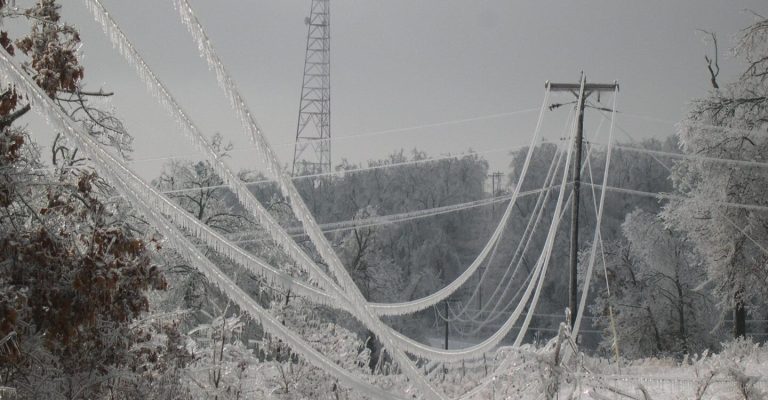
40;1;766;180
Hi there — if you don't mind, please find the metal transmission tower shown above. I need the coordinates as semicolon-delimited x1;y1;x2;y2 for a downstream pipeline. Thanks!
292;0;331;176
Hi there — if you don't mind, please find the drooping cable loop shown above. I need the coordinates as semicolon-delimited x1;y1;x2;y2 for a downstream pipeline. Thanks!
449;147;562;327
449;106;575;325
512;86;585;347
376;98;577;362
367;87;553;316
454;106;603;333
449;144;562;324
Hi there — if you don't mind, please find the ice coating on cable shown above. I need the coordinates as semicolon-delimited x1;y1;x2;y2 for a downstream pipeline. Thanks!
0;47;404;400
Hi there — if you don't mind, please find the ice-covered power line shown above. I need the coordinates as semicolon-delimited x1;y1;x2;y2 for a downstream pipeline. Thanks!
230;189;550;244
591;142;768;170
596;111;768;173
153;137;768;201
584;137;621;362
454;105;608;328
155;144;528;196
90;107;542;167
366;87;553;319
584;181;768;213
450;110;576;327
621;111;768;137
329;108;540;141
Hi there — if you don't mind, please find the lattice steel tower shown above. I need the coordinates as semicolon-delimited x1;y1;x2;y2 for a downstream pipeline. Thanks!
292;0;331;176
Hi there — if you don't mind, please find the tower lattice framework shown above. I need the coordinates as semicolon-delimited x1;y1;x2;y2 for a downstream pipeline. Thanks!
292;0;331;176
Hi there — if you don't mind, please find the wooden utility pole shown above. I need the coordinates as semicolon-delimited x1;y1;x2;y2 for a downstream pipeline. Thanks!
444;300;449;350
549;74;618;329
735;290;746;338
442;299;461;350
477;266;485;310
488;172;504;213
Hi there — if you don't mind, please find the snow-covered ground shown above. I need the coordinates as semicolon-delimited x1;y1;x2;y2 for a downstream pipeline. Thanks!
424;338;767;400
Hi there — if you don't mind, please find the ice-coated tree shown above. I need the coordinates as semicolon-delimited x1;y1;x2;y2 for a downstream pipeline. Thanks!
152;133;263;315
337;205;403;302
154;134;250;235
588;210;719;358
662;14;768;338
0;2;196;398
0;65;174;400
504;138;676;336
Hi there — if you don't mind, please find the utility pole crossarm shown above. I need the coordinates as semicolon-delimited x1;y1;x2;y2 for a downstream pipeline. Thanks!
548;82;619;92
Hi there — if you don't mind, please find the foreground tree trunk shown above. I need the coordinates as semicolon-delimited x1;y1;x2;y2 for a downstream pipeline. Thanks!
734;291;746;339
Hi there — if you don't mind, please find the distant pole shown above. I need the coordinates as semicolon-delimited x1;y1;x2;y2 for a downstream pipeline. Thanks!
548;75;619;329
444;300;449;350
735;290;746;338
477;266;484;310
488;172;503;213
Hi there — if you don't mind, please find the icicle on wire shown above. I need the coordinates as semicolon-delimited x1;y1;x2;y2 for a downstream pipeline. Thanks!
110;158;339;308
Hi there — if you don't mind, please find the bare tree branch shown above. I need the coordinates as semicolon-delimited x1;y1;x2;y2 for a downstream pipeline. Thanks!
697;29;720;89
